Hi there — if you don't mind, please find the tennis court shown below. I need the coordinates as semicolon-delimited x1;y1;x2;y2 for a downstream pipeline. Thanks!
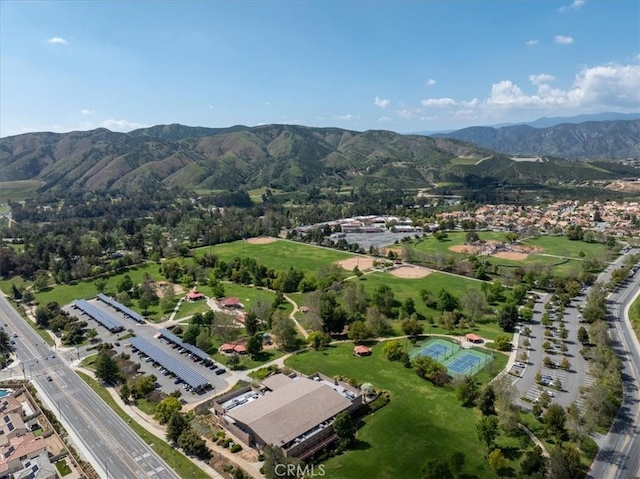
444;349;493;377
409;338;459;361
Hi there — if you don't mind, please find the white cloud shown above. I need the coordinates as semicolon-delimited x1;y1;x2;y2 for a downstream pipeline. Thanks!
526;39;539;46
99;119;150;132
421;97;457;107
559;0;585;12
47;37;68;45
334;114;354;121
420;116;438;121
426;79;437;86
405;61;640;123
554;35;574;44
378;116;392;122
265;101;271;105
80;109;93;115
316;116;325;120
208;105;213;109
529;74;555;86
395;108;415;119
374;97;390;109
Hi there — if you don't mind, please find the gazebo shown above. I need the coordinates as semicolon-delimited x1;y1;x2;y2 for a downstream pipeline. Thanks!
465;333;483;344
353;345;372;357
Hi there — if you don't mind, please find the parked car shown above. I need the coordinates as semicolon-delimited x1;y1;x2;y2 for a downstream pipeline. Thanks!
215;368;226;375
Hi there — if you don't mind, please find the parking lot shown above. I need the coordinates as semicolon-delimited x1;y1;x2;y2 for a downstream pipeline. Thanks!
65;298;230;404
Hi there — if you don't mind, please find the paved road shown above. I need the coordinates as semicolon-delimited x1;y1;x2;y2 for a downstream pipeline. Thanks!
587;254;640;479
0;295;180;479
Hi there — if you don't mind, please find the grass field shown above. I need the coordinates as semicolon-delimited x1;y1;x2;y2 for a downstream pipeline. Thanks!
0;180;44;202
520;235;614;260
286;342;516;479
411;232;609;276
35;263;163;307
192;239;355;274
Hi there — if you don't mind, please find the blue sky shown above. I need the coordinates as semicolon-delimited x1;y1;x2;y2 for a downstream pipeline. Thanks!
1;0;639;137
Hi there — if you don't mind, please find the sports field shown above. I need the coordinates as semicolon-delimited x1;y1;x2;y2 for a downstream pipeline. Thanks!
286;342;516;479
192;239;357;273
445;349;494;377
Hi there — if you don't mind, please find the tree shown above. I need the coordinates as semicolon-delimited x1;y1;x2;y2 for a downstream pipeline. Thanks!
560;357;571;370
307;331;330;350
493;334;512;351
332;411;355;448
412;355;448;384
341;282;369;320
437;289;460;312
117;274;133;293
95;351;121;384
401;318;423;337
440;311;456;332
244;311;260;336
246;333;263;359
422;458;453;479
365;306;392;337
401;297;416;316
498;303;519;332
488;449;507;475
456;376;480;407
543;404;567;440
348;320;373;343
119;383;130;403
271;312;298;351
519;447;547;479
263;445;303;479
477;385;496;416
448;452;465;479
154;396;182;424
383;340;405;361
94;278;108;293
461;288;488;326
372;284;395;317
166;412;190;444
476;415;499;452
577;326;589;345
178;429;210;459
548;445;582;479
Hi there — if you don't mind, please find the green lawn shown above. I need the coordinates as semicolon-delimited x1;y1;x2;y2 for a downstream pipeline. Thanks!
0;276;31;296
55;460;72;476
285;342;514;479
520;235;613;261
192;239;355;274
35;263;163;307
213;348;285;370
76;372;210;479
174;299;211;320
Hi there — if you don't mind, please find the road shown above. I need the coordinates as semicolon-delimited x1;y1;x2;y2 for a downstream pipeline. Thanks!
587;255;640;479
0;295;180;479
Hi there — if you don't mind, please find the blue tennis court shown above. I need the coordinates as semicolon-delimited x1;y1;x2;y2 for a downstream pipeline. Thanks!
447;353;481;375
410;342;450;359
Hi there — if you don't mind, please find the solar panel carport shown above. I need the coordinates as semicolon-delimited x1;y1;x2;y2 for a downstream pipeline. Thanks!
129;337;210;390
158;328;210;362
97;293;145;324
73;300;124;332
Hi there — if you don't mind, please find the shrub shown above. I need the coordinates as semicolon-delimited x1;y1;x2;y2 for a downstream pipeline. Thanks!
231;443;242;453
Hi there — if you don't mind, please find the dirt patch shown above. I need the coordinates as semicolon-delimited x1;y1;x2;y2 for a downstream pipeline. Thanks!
514;244;543;253
492;251;529;260
246;236;277;244
336;257;375;271
154;281;185;298
449;244;483;254
389;265;432;278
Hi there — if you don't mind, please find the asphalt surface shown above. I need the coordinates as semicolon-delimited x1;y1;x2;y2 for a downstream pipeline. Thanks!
0;295;180;479
587;254;640;479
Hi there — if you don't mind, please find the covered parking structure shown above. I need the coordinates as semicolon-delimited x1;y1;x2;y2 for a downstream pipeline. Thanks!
158;328;211;363
128;337;210;391
97;293;145;324
72;300;124;333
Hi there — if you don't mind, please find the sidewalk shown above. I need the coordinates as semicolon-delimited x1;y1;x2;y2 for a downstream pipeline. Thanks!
73;366;263;479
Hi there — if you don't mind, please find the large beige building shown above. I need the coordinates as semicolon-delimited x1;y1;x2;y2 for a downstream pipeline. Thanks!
213;373;362;460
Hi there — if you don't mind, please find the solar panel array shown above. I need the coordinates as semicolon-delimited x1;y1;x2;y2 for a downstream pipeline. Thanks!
73;300;124;332
129;337;210;390
97;293;145;323
158;328;210;361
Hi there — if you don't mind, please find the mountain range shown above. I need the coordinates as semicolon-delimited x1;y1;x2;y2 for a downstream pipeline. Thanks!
432;118;640;160
0;121;638;194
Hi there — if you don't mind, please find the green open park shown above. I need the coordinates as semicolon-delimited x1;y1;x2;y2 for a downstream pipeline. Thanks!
286;342;514;479
192;239;355;273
